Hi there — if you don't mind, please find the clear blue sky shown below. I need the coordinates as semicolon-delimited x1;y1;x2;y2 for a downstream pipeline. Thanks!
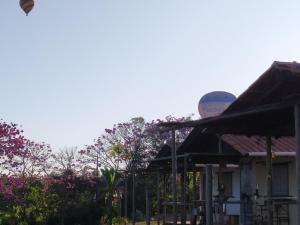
1;0;300;150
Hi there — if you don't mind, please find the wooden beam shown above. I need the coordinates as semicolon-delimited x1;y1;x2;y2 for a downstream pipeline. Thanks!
171;129;177;225
266;136;273;225
294;104;300;225
205;165;213;225
158;100;295;129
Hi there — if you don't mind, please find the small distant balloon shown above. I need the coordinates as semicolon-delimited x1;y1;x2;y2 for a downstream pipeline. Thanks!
198;91;236;118
20;0;34;16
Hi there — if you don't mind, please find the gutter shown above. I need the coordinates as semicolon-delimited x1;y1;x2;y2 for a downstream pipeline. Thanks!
248;152;295;157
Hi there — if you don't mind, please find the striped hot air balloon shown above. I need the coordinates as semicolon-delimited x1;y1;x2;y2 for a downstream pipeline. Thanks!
20;0;34;16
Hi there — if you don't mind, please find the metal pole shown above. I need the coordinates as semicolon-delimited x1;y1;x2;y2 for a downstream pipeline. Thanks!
171;129;177;225
266;136;273;225
157;170;161;225
295;104;300;225
205;165;213;225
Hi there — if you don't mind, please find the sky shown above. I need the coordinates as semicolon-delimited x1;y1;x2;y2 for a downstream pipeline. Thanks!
1;0;300;151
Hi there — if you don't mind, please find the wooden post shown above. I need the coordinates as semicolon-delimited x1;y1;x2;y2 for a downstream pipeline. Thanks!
163;174;166;225
266;136;273;225
205;165;213;225
146;179;150;225
125;177;128;218
181;171;185;225
218;135;225;225
171;129;177;225
157;170;161;225
294;104;300;225
132;170;136;225
192;171;197;224
183;156;188;225
252;158;257;219
119;193;122;218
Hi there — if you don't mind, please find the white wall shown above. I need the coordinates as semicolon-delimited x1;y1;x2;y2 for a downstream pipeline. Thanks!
254;157;297;224
212;166;241;216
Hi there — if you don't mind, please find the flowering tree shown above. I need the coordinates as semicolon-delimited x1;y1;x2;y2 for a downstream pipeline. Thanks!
0;121;26;200
0;120;56;224
0;120;25;175
80;115;193;173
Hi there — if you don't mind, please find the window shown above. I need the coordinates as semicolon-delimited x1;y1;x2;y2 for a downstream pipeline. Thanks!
272;164;289;196
218;172;233;197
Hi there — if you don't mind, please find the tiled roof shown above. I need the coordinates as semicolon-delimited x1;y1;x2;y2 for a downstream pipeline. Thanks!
222;135;295;155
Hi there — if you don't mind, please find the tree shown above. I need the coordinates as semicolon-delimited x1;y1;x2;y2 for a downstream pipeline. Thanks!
80;115;192;223
100;168;121;225
0;120;25;177
80;115;192;172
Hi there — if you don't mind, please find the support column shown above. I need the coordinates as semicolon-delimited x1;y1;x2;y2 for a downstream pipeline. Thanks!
146;179;150;225
218;135;225;225
181;171;185;225
294;104;300;225
171;129;177;225
125;177;128;218
240;162;254;225
163;174;166;225
183;156;188;225
157;170;161;225
132;170;136;225
192;171;197;225
266;136;273;225
205;165;213;225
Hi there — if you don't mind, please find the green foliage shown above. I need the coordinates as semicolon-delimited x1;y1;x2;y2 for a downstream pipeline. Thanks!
0;172;103;225
0;183;54;225
112;217;128;225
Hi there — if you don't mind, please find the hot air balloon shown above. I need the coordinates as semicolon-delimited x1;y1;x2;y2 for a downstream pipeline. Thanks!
20;0;34;16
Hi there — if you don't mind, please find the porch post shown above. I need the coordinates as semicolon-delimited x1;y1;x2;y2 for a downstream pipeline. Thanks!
183;156;188;225
157;170;161;225
218;135;225;225
205;165;213;225
294;104;300;225
192;171;197;224
266;136;273;225
181;170;185;225
132;169;136;225
171;129;177;225
163;174;166;225
146;179;150;225
125;177;128;218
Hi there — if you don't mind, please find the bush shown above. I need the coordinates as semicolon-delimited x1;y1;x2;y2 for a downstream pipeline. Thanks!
112;217;128;225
